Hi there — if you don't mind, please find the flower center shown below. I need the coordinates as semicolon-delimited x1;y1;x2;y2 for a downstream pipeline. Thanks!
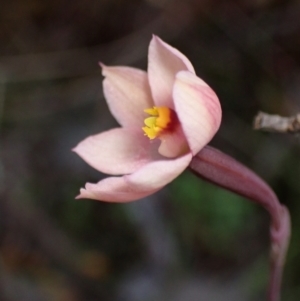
142;106;176;139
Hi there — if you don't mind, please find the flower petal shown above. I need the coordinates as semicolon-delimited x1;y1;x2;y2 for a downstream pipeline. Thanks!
158;125;189;158
76;153;192;203
102;65;153;127
73;128;161;175
77;177;159;203
173;71;221;155
126;152;192;191
148;36;195;108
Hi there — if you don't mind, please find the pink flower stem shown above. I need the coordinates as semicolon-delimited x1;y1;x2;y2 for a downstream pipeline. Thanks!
189;146;291;301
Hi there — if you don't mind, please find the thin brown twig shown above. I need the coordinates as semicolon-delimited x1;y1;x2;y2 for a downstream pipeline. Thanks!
253;111;300;133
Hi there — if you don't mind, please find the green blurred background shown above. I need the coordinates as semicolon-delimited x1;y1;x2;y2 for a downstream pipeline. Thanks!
1;0;300;300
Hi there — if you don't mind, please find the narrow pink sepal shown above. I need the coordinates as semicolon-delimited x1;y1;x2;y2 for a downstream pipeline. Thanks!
77;152;192;203
173;71;222;155
189;146;291;301
148;35;195;108
73;128;158;175
101;65;153;127
76;176;159;203
126;152;192;191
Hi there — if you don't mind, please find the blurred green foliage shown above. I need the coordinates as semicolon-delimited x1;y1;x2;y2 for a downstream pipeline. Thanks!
171;171;256;251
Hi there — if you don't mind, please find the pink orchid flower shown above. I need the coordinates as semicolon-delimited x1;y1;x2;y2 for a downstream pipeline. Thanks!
73;35;221;202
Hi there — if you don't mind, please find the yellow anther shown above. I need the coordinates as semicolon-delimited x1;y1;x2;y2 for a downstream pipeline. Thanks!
142;126;157;140
144;107;159;116
142;106;172;139
144;117;156;128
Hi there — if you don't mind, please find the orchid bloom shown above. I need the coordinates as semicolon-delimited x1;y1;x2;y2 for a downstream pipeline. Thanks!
73;35;221;202
73;36;290;301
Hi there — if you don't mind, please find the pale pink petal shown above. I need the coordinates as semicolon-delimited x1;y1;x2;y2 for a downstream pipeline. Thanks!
158;125;189;158
77;177;159;203
148;35;195;108
73;128;161;175
173;71;221;155
76;149;191;203
102;65;153;127
126;152;192;191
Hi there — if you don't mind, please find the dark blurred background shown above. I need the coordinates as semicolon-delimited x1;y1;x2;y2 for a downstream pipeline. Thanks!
1;0;300;300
